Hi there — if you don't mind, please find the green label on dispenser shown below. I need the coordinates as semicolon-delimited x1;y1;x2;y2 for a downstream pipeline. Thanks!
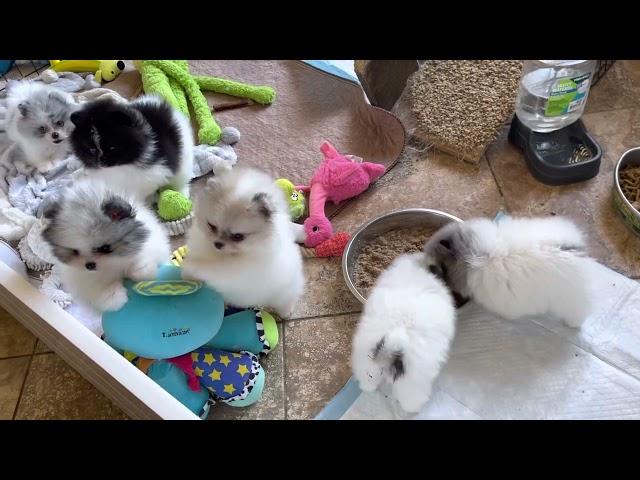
545;74;591;117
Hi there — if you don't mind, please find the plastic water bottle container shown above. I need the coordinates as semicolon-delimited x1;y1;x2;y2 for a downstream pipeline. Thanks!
514;60;596;133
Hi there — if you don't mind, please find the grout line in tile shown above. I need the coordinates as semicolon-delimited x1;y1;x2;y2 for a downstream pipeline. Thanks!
484;152;509;207
0;353;35;361
12;341;39;420
584;104;640;116
282;323;288;420
287;310;362;323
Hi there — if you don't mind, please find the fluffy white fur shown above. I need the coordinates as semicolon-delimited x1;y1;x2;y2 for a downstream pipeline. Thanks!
351;253;456;413
78;95;194;202
424;216;595;328
4;81;76;172
45;180;170;313
183;167;304;318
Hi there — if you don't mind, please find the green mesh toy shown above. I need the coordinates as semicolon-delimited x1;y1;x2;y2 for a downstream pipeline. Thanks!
158;189;194;236
275;178;306;221
135;60;276;145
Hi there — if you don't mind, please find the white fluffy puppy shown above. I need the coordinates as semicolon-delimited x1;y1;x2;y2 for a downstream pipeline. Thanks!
183;167;304;318
424;215;594;328
351;253;456;413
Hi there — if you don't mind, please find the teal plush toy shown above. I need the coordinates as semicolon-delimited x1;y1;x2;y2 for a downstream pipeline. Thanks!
102;264;278;416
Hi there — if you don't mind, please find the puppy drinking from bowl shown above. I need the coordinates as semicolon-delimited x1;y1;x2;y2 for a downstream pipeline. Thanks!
351;252;457;413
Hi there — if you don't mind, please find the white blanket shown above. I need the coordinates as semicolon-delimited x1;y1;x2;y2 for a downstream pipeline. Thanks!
318;261;640;420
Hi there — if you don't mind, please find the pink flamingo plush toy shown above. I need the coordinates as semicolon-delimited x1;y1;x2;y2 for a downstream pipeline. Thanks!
296;141;386;247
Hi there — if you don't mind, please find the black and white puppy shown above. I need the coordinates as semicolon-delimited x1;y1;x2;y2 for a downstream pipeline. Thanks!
69;95;194;202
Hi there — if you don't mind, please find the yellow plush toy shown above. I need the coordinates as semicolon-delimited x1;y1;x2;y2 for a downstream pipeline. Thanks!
49;60;125;83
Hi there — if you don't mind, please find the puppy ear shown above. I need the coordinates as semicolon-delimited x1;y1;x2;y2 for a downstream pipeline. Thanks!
18;102;30;117
102;196;134;221
41;199;60;220
435;237;456;258
427;263;444;279
69;110;84;126
251;192;273;219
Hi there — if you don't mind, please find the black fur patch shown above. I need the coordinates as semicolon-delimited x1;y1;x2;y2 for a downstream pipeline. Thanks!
439;239;452;250
391;352;405;380
452;292;470;309
104;221;150;257
252;193;272;219
133;100;181;173
428;263;444;279
560;244;583;252
41;199;60;220
102;197;134;221
372;338;385;359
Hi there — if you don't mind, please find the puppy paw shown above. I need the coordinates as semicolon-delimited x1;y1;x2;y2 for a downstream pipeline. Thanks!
99;284;129;312
127;263;158;282
393;380;432;413
36;161;55;173
274;304;295;320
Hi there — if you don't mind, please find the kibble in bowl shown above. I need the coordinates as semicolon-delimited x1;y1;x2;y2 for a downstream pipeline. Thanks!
342;209;462;303
614;147;640;237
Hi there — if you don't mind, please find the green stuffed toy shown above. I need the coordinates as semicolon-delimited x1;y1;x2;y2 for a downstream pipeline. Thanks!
275;178;306;221
134;60;276;145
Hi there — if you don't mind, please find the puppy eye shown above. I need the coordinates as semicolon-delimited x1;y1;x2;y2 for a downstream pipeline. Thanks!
55;120;64;127
71;249;79;256
208;223;217;233
230;233;245;242
89;147;97;155
38;126;47;134
95;245;112;254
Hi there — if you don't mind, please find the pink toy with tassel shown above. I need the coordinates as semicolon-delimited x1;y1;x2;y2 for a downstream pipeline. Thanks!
296;141;386;247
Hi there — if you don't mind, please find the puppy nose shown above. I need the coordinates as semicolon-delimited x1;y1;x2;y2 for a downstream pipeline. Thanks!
214;242;224;250
51;132;59;139
85;262;96;271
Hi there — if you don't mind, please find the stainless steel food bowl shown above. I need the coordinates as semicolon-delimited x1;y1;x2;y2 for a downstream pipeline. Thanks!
341;208;463;304
613;147;640;237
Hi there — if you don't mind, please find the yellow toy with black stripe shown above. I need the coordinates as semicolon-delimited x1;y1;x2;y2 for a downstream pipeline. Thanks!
49;60;125;83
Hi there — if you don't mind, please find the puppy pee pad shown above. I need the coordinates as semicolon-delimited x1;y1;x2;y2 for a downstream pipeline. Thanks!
317;261;640;420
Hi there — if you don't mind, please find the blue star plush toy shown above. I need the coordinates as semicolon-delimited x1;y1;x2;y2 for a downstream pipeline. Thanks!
102;264;278;417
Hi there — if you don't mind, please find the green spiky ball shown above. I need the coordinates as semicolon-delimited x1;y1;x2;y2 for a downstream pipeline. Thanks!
157;190;192;221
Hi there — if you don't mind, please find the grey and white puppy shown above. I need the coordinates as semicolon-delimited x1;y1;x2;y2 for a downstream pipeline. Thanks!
42;180;170;312
4;81;77;172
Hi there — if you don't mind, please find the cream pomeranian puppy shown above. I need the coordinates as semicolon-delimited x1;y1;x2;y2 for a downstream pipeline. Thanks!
182;167;304;318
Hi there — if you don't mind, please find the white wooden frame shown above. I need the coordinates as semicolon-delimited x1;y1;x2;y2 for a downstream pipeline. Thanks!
0;261;199;420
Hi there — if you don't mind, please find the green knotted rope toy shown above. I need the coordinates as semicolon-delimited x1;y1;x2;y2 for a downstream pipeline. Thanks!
134;60;276;145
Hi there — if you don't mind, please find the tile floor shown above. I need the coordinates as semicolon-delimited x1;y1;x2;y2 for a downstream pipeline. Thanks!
1;61;640;419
